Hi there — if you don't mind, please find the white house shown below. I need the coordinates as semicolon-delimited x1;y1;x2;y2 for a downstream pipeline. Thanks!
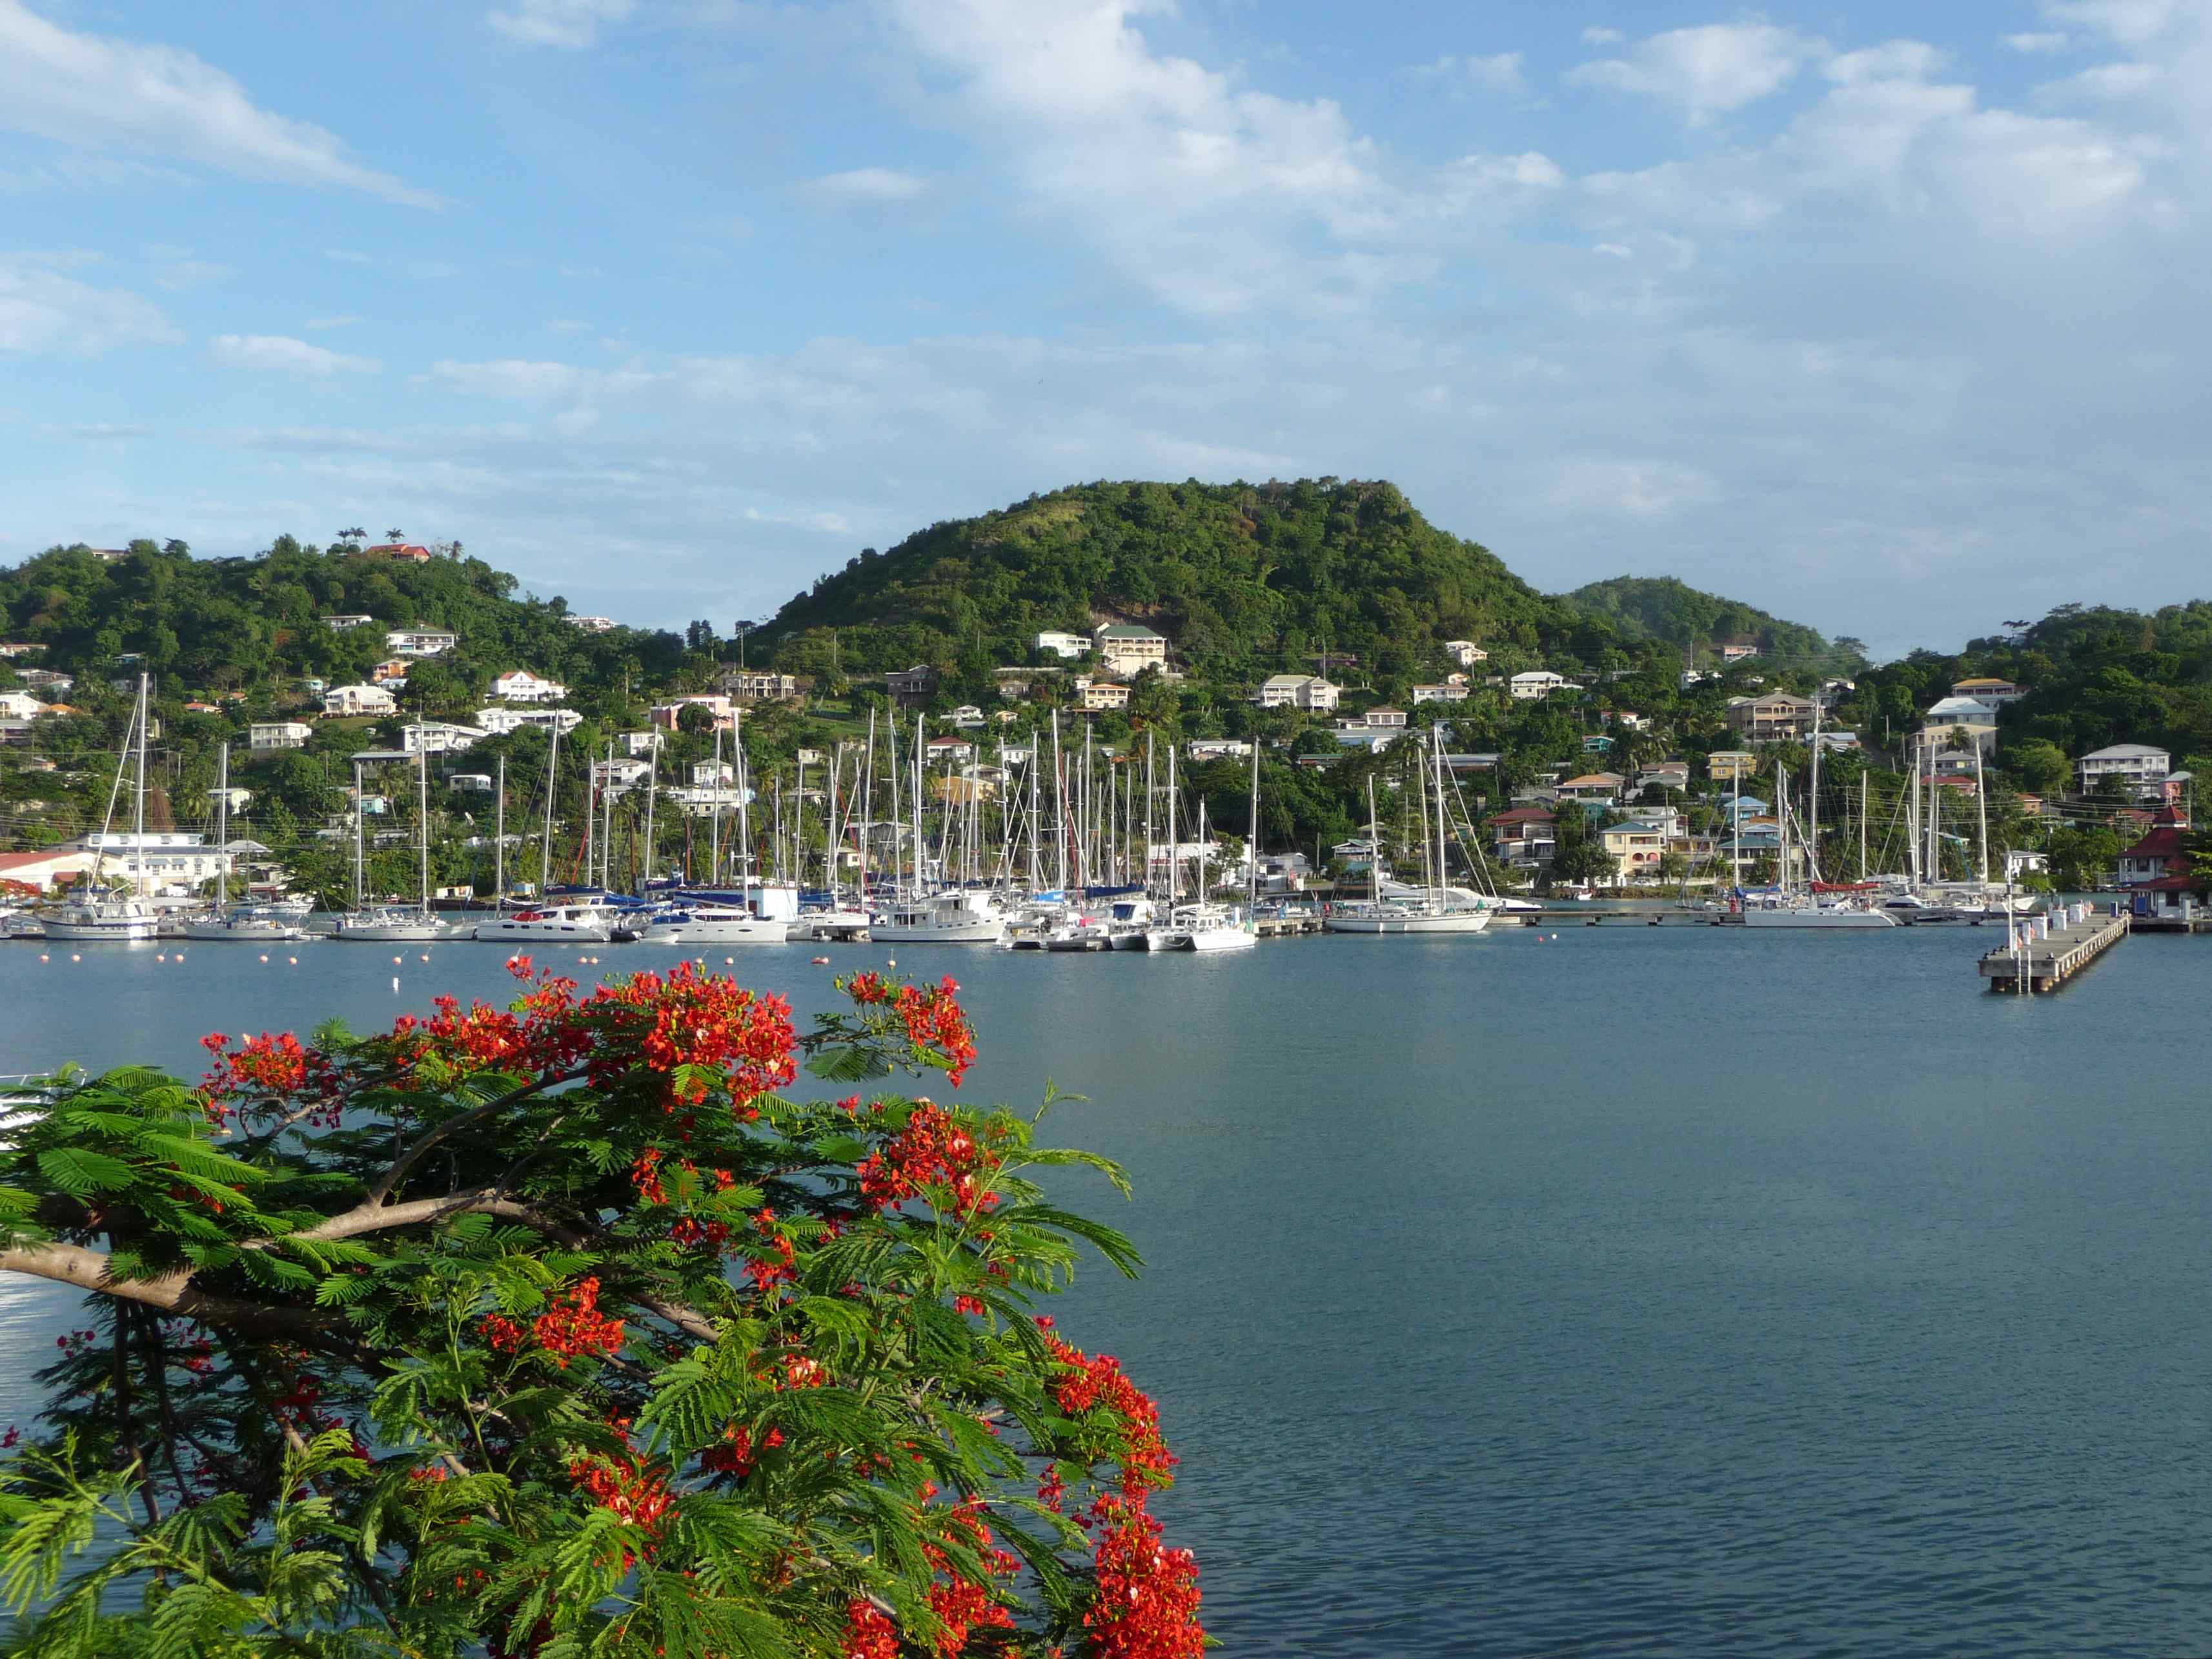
692;760;736;787
1363;707;1408;729
249;720;314;751
1093;623;1168;675
594;757;653;792
448;773;495;793
565;615;619;633
1188;738;1255;760
385;629;458;657
926;735;977;763
85;831;230;890
402;720;487;755
1443;641;1488;668
622;730;662;757
492;669;567;704
323;684;398;717
1035;631;1092;660
1410;683;1470;704
949;704;986;730
2078;743;2171;790
323;613;377;631
476;706;583;737
0;691;41;719
1257;674;1341;713
1510;671;1573;700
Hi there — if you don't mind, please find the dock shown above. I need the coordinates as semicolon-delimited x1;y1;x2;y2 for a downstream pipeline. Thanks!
1979;909;2129;993
1254;914;1325;939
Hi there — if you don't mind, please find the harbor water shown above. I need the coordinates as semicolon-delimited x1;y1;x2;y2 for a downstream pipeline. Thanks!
3;922;2209;1655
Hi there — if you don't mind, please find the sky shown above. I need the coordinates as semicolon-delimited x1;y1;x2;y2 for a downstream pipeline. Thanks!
0;0;2206;657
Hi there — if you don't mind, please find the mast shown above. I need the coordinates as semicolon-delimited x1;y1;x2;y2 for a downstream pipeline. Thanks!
416;747;431;919
1974;741;1990;887
735;715;753;887
1776;762;1789;895
1860;769;1869;881
858;711;876;906
641;728;660;893
352;758;366;911
132;673;148;897
1247;738;1261;915
1144;733;1157;897
1432;728;1450;897
1808;689;1823;884
1368;775;1381;905
709;727;724;886
494;754;506;906
1164;746;1179;907
1050;711;1066;891
600;742;616;891
215;739;229;906
539;718;560;899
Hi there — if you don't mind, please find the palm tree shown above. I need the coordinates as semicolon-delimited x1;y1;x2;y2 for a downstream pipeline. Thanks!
385;527;405;544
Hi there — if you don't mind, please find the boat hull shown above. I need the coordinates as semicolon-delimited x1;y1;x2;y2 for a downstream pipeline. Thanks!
1323;912;1493;935
474;919;612;944
1183;927;1257;952
642;919;789;946
334;922;449;942
43;917;158;942
1741;907;1898;928
870;919;1004;944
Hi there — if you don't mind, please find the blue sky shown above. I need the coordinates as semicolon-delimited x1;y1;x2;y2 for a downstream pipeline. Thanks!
1;0;2204;655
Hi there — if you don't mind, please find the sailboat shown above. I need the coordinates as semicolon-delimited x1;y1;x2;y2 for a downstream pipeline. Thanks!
867;715;1004;944
184;741;309;941
1326;733;1495;934
335;749;449;941
1738;760;1896;928
1167;746;1257;952
478;718;615;944
45;673;159;942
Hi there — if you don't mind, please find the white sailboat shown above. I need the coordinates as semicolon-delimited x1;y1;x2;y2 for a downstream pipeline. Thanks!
1739;760;1896;928
183;742;310;941
335;749;448;942
1326;735;1495;935
45;673;158;942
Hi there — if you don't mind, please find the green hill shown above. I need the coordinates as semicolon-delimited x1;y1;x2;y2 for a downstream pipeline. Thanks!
762;478;1575;682
1557;576;1851;666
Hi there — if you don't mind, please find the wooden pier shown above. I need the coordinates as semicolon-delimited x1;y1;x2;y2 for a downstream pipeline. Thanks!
1978;913;2129;993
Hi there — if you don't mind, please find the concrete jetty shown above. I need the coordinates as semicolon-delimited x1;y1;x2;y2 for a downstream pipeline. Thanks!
1980;905;2129;993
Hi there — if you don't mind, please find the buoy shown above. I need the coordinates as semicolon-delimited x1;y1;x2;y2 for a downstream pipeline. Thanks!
259;954;269;962
886;957;896;968
419;953;429;962
70;953;81;962
156;953;166;961
392;955;402;964
38;953;48;962
724;956;735;964
288;955;298;964
811;955;829;966
391;975;400;993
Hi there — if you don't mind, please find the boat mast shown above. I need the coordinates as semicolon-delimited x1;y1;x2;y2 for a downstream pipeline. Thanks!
1368;775;1381;906
539;718;560;899
215;739;229;906
416;748;431;919
132;673;148;897
1860;770;1869;881
1808;689;1823;884
494;754;506;906
352;758;366;911
1776;762;1789;895
735;715;753;887
642;729;660;894
709;726;724;886
1247;738;1261;915
1973;741;1990;887
1050;711;1066;892
1432;729;1450;897
1164;746;1179;907
1144;733;1157;897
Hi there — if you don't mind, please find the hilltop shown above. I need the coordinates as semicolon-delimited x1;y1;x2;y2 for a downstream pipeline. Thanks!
760;479;1851;686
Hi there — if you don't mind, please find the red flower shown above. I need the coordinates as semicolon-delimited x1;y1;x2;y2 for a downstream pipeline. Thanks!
841;1600;898;1659
532;1277;625;1367
1082;1496;1205;1659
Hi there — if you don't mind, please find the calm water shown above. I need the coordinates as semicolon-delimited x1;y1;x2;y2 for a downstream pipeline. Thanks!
5;922;2211;1656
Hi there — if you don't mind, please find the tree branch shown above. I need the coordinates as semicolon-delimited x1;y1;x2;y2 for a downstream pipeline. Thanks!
364;1070;583;1207
0;1243;329;1338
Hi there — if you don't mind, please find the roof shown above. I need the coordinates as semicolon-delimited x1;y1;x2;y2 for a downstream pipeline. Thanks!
2121;825;2187;861
1559;772;1625;786
2081;743;2169;760
1094;623;1164;640
1489;806;1556;824
1952;677;2019;689
1925;697;1998;717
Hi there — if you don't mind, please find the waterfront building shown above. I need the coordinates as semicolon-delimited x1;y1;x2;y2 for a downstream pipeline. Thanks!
1599;823;1667;885
1489;806;1558;869
85;831;231;890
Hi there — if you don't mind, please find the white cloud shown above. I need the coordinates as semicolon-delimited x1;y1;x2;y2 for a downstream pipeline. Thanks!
2044;61;2166;97
1570;23;1824;124
1419;52;1527;98
0;0;438;207
303;314;364;330
886;0;1400;316
802;166;930;201
1581;27;1624;46
487;0;638;48
2004;32;2071;52
2042;1;2188;46
1825;42;1945;86
430;358;589;398
0;260;175;354
212;334;378;374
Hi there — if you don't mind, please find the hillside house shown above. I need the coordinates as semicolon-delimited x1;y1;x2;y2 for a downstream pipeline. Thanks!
1952;676;2028;703
323;684;397;717
1599;824;1667;885
1410;683;1470;704
1035;631;1091;660
402;720;487;755
651;695;736;733
1074;678;1130;712
1920;696;2000;752
926;735;977;764
323;613;376;631
1720;643;1761;662
366;544;432;562
1725;693;1817;742
1188;739;1254;760
1638;761;1692;793
1363;707;1408;729
385;628;458;656
720;671;802;702
1510;671;1574;700
1444;641;1488;668
565;615;618;633
250;720;314;751
1556;772;1626;805
1257;675;1340;713
1707;750;1757;783
476;706;582;736
1093;623;1168;675
492;669;567;703
1489;806;1558;869
2078;743;2170;791
886;666;935;705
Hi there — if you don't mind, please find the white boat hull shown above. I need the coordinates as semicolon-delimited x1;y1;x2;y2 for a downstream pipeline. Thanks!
1324;911;1494;935
335;920;449;942
642;917;788;946
183;918;310;942
870;918;1004;944
475;917;613;944
1741;906;1898;928
43;916;158;942
1183;926;1257;952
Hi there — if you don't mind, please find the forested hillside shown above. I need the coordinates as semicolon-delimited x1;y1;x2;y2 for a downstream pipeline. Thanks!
1559;576;1849;664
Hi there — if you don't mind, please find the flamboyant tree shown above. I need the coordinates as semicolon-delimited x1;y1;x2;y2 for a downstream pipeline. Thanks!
0;961;1205;1658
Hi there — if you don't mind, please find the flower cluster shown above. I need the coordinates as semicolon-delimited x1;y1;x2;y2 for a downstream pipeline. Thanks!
841;1600;898;1659
485;1277;625;1369
586;962;796;1106
198;1031;338;1127
1046;1337;1176;1496
569;1453;675;1535
856;1103;998;1215
892;977;977;1088
1083;1495;1205;1659
920;1500;1020;1656
700;1422;782;1478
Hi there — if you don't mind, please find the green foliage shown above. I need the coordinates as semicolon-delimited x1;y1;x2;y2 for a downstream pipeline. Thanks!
1559;575;1846;668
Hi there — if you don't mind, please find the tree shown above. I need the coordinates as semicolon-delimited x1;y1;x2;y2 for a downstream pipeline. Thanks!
0;966;1206;1658
676;702;716;735
2005;738;2071;797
